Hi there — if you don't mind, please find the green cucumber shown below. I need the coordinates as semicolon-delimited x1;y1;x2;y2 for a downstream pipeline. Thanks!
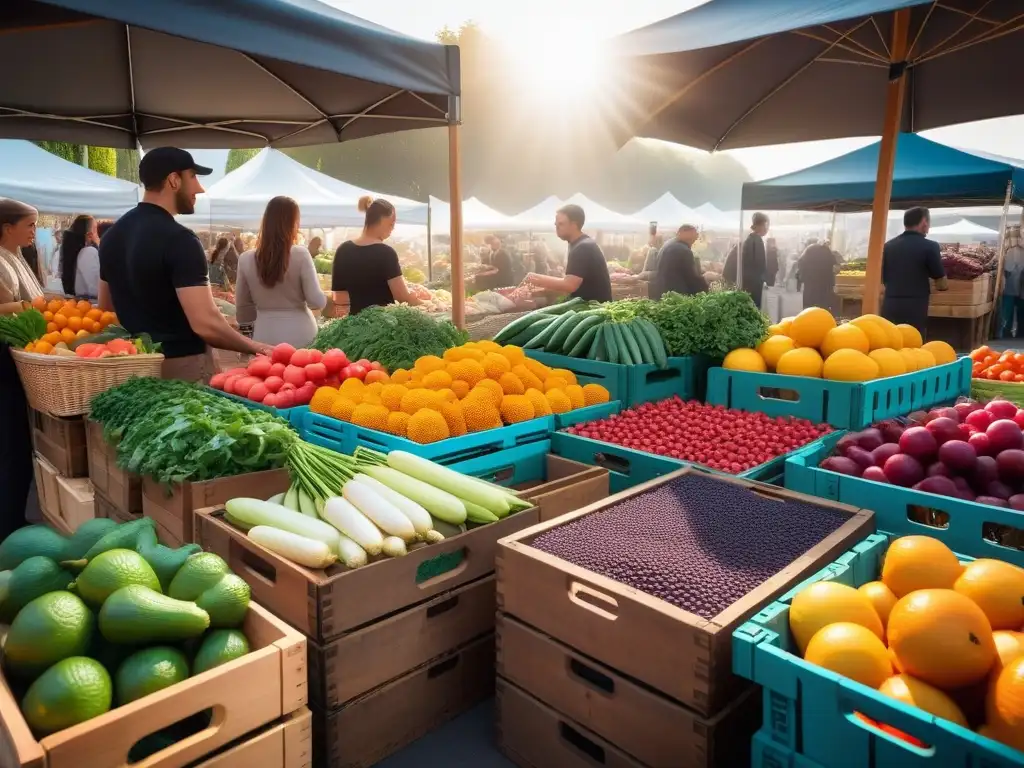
603;324;620;364
594;326;609;362
636;319;669;368
610;324;632;365
525;311;574;350
629;319;655;365
494;307;562;343
587;324;605;360
541;297;585;315
569;324;601;358
506;315;557;347
547;311;580;352
619;322;643;365
563;314;605;354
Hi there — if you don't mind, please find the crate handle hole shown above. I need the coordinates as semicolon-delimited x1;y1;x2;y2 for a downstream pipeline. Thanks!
906;505;949;530
644;368;680;385
568;657;615;695
416;547;468;587
427;655;460;678
847;711;933;754
426;595;460;618
559;721;606;764
569;581;618;621
593;452;629;474
982;521;1024;553
126;707;219;764
236;545;278;586
756;386;801;403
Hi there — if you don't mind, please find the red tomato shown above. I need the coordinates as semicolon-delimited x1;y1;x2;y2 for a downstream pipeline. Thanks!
355;358;371;368
283;365;307;388
322;349;349;374
263;376;284;394
268;362;287;378
290;349;312;368
223;374;245;394
343;363;368;381
272;343;296;365
369;361;384;371
295;382;317;405
276;389;296;409
324;376;341;388
233;376;259;398
247;356;273;379
262;392;279;408
305;362;327;384
225;367;248;378
307;349;323;364
248;382;269;403
279;383;296;392
209;372;228;390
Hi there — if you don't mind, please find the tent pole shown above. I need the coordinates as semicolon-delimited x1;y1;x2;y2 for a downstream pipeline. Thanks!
426;203;433;283
987;180;1013;340
863;8;910;316
448;97;465;330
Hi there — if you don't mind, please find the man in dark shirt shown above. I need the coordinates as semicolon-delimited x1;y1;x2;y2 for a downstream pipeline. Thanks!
651;224;707;299
98;148;271;382
524;204;612;302
881;206;947;336
724;212;769;308
474;234;514;289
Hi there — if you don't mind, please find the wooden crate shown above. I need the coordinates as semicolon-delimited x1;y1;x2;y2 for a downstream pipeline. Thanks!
308;575;496;710
144;468;291;544
497;613;760;767
0;603;308;768
496;678;643;768
32;453;63;532
85;419;142;517
311;635;494;768
94;489;141;523
195;503;539;644
54;476;95;532
30;410;87;478
197;708;312;768
513;455;610;523
496;467;874;717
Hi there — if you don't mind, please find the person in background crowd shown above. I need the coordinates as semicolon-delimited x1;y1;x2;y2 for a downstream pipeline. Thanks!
0;199;45;538
765;237;780;287
224;236;243;284
97;221;114;240
332;196;421;315
60;214;97;297
637;230;665;281
475;234;514;289
208;237;233;291
1001;226;1024;338
724;212;769;308
20;244;42;285
308;236;322;259
651;224;707;299
525;204;612;302
797;238;841;312
235;196;325;348
881;206;947;336
99;148;272;382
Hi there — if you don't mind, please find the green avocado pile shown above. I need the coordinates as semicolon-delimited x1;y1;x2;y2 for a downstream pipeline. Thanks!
0;518;251;739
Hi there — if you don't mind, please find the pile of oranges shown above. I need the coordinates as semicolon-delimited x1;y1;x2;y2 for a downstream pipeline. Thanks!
970;345;1024;382
25;297;118;355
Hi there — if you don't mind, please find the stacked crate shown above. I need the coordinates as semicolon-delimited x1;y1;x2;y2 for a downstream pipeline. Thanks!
86;417;143;527
31;410;94;535
494;468;877;768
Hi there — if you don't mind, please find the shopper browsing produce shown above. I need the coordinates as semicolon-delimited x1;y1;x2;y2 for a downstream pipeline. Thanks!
331;196;422;316
881;206;948;336
650;224;707;299
98;148;272;382
524;204;612;303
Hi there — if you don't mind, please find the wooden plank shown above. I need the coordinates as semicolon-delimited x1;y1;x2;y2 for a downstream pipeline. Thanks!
195;708;312;768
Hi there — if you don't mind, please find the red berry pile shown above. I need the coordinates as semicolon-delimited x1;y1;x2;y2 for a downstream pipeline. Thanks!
563;396;833;474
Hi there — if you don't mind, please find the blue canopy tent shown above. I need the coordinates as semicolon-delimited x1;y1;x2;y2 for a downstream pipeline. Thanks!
742;134;1024;212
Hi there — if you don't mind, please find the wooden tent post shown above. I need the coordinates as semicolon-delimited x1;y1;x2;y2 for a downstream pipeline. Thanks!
863;8;911;316
448;98;465;329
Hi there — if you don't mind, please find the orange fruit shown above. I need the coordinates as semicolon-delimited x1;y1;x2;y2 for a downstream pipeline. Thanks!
953;559;1024;630
888;647;902;673
989;631;1024;685
858;581;898;630
881;536;963;598
77;300;92;314
76;329;88;339
789;581;884;653
100;311;116;327
33;341;52;355
985;655;1024;750
43;332;61;346
66;316;82;332
43;311;54;322
30;296;46;311
60;328;77;345
879;674;968;727
52;314;67;330
86;308;102;321
46;299;61;313
887;589;997;690
85;319;100;333
803;622;891;689
45;322;57;333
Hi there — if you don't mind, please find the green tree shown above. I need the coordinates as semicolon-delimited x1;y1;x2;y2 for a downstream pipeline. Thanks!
37;141;82;164
115;148;140;183
87;146;116;177
226;148;260;173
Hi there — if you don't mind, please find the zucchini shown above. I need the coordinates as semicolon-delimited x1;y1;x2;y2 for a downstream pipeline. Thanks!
636;319;669;368
563;314;605;354
525;311;575;350
543;297;585;315
593;325;608;362
619;322;643;365
506;315;557;347
610;323;632;365
547;311;581;352
629;319;655;364
494;308;558;343
568;322;601;358
587;324;604;360
603;323;620;364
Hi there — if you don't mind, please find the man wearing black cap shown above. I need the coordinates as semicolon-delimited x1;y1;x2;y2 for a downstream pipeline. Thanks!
98;147;272;382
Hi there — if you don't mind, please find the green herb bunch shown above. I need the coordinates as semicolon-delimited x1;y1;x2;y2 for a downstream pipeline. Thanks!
631;291;770;358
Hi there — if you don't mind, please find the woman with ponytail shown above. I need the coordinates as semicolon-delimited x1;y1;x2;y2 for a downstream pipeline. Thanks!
59;214;99;298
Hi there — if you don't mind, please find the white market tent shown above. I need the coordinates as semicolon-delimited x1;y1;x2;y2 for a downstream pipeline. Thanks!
428;196;514;233
693;202;737;230
509;196;563;231
0;140;139;217
564;193;646;233
928;218;1000;243
178;148;429;229
632;192;699;229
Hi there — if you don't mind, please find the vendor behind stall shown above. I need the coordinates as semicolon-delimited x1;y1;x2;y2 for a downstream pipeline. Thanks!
881;206;947;336
524;204;612;302
473;235;514;290
651;224;707;299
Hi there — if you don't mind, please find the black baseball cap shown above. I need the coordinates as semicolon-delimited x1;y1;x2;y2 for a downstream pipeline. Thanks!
139;147;213;188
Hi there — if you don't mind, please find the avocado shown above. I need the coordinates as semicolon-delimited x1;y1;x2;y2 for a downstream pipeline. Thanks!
70;549;161;607
0;557;74;622
99;585;209;645
135;527;202;593
192;629;250;675
195;574;250;628
0;570;11;607
167;553;229;601
63;518;156;571
4;592;94;679
62;518;119;561
21;656;111;736
115;646;190;705
0;526;69;570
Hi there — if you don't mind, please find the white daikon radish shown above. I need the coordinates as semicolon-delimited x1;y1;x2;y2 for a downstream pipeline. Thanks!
351;473;432;537
422;530;445;544
343;480;417;543
225;498;340;554
248;526;336;569
360;465;467;525
337;534;368;569
382;536;408;558
266;492;285;505
322;496;384;556
388;451;511;516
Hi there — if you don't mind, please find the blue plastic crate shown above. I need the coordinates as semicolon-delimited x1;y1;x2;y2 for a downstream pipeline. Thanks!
706;358;971;430
524;350;711;406
785;430;1024;567
205;387;303;426
296;408;554;465
733;532;1024;768
447;440;551;486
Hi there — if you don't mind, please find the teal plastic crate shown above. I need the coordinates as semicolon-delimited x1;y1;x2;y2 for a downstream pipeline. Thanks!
733;532;1024;768
206;387;303;426
785;431;1024;567
297;409;554;465
752;731;826;768
447;440;551;486
524;350;713;406
706;358;971;430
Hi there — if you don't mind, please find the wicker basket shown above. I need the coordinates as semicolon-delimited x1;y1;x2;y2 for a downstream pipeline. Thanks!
465;310;536;341
12;349;165;417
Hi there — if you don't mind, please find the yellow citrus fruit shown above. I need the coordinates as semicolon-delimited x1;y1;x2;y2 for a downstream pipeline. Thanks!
858;581;898;630
914;348;936;369
898;348;920;372
953;559;1024;630
789;581;884;654
921;340;956;366
768;317;793;336
803;622;892;689
881;536;963;598
878;674;968;727
822;349;879;382
722;348;767;373
789;307;836;348
775;347;824;378
896;324;923;348
849;317;889;351
756;335;796;370
986;656;1024;750
868;348;908;378
819;324;869;357
990;631;1024;686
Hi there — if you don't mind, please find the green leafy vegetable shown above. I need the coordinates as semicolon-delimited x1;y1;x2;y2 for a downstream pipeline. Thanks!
311;305;467;371
631;291;769;359
0;309;47;348
89;377;296;486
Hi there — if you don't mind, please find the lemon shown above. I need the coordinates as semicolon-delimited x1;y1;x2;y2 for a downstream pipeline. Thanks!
723;348;767;373
922;340;956;365
823;349;880;382
914;348;937;369
869;348;908;378
896;324;923;348
756;335;796;370
898;348;920;372
776;347;824;378
849;317;890;351
768;317;794;336
820;324;870;357
789;307;836;348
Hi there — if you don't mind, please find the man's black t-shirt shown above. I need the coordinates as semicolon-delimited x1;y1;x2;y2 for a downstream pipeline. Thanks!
99;203;208;359
882;231;945;298
566;235;612;302
332;241;402;315
652;239;708;299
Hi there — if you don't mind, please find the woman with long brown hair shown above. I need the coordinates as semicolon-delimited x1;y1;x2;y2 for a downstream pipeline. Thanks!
235;196;325;347
208;236;234;291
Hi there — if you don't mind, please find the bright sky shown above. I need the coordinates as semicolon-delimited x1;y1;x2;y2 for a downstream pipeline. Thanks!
329;0;1024;181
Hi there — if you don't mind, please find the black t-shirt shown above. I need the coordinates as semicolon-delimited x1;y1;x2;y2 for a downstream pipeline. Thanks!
882;231;945;298
332;241;402;315
566;235;612;303
652;240;708;299
99;203;208;359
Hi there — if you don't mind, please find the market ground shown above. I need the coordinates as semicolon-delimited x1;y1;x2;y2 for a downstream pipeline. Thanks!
378;700;513;767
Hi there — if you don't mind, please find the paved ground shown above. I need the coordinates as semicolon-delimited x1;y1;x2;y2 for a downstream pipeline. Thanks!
377;700;514;768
